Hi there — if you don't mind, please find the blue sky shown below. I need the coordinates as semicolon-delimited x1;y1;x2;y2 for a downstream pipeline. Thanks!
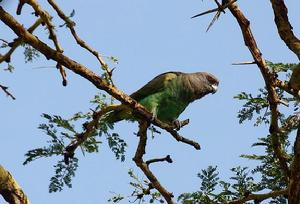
1;1;299;203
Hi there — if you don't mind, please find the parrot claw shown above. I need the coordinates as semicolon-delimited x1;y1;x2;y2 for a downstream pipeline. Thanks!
172;120;181;130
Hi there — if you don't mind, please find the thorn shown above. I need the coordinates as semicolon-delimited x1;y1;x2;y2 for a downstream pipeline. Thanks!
108;67;115;77
16;0;26;15
232;61;256;65
278;99;289;107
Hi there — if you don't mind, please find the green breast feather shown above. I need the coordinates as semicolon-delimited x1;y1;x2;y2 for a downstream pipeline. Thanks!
139;90;189;122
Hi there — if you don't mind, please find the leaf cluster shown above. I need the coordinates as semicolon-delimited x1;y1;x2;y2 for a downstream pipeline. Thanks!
24;93;127;192
108;169;164;203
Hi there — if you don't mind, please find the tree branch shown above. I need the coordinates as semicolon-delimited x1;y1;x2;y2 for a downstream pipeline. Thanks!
146;155;173;166
133;121;175;204
0;17;43;64
275;79;300;99
25;0;67;85
227;189;287;204
64;104;126;163
26;0;63;53
0;165;30;204
225;0;290;180
288;122;300;203
270;0;300;60
0;84;16;100
46;0;113;84
0;6;201;151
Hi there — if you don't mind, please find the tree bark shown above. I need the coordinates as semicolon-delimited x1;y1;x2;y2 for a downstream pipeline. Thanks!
0;165;30;204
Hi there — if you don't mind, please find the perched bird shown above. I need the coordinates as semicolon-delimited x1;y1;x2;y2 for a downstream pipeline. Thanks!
107;71;219;128
289;63;300;91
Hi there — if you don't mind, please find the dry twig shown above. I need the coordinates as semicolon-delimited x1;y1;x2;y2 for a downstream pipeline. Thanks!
0;84;15;100
146;155;173;166
46;0;114;85
133;121;175;204
0;18;43;64
25;0;67;85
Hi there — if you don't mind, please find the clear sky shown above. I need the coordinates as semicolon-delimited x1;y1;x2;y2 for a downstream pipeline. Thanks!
0;1;299;203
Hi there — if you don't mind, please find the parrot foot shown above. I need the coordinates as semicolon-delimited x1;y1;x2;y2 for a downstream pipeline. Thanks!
172;119;181;131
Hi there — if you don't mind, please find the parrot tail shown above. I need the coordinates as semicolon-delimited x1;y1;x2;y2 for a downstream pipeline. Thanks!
104;107;133;124
105;110;123;124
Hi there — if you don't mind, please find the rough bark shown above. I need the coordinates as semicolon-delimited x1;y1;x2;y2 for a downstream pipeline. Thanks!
225;0;290;180
0;165;30;204
133;121;175;204
270;0;300;60
288;123;300;204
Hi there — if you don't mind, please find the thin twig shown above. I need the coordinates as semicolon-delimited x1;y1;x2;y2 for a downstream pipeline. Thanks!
133;121;175;204
0;18;43;63
16;0;26;15
0;84;16;100
227;189;287;204
64;104;125;163
46;0;114;85
146;155;173;166
26;0;67;85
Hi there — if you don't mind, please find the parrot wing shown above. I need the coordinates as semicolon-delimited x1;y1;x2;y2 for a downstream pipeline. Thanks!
130;71;182;101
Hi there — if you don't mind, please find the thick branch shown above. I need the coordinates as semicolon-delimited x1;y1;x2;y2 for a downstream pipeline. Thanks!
270;0;300;60
226;0;290;180
0;165;30;204
0;7;201;150
288;123;300;203
133;121;175;204
227;189;287;204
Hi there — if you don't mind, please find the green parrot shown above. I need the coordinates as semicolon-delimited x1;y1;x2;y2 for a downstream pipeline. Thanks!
106;71;219;128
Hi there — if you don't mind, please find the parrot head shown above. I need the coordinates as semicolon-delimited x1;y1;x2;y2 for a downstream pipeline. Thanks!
184;72;219;102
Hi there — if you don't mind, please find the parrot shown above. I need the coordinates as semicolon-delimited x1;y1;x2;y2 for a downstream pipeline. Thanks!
289;63;300;91
106;71;219;129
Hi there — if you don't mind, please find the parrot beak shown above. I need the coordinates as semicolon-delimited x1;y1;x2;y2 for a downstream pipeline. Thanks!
211;84;218;93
